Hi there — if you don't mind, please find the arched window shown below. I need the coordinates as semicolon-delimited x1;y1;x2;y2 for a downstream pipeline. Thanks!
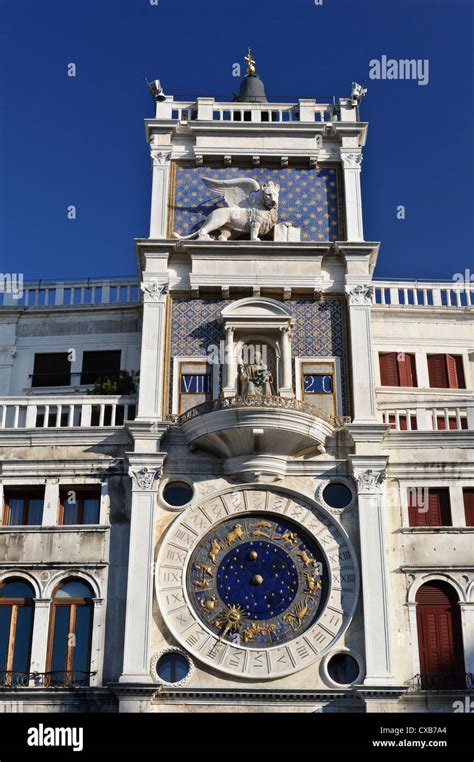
0;579;35;685
47;579;94;686
416;581;465;689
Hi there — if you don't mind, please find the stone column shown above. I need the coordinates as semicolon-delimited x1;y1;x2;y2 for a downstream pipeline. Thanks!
340;149;364;241
149;143;171;239
450;484;467;527
137;280;168;419
280;325;293;396
350;457;393;685
0;345;15;395
223;326;237;397
29;599;51;677
42;479;59;526
459;602;474;677
89;598;104;687
120;458;163;683
345;285;377;423
99;481;109;526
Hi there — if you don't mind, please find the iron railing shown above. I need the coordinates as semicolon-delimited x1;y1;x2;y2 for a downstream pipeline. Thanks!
0;670;96;688
176;394;350;428
410;672;473;691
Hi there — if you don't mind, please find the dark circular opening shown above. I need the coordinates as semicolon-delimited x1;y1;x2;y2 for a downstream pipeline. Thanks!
327;653;359;684
162;481;193;507
156;653;190;683
322;482;353;509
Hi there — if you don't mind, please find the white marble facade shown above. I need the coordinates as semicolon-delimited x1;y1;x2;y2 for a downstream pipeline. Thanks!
0;83;472;714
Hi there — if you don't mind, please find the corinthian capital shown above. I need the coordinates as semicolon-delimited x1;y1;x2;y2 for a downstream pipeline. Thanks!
353;468;385;494
130;466;161;491
141;280;168;303
151;150;172;167
341;151;363;169
345;284;373;306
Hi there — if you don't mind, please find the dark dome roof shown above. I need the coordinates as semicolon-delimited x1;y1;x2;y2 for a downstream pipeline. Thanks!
237;73;268;103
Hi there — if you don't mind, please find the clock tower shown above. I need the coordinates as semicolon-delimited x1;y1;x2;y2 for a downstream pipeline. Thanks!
119;54;391;711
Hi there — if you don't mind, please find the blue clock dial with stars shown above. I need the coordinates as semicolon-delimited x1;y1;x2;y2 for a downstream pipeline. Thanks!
187;515;328;647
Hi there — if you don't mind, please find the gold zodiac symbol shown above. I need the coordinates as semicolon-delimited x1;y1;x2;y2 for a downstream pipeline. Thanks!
283;599;312;632
298;550;316;568
194;563;212;577
280;530;299;546
224;523;245;546
241;621;277;643
250;521;273;529
251;529;271;539
194;578;211;588
199;596;217;612
208;538;221;564
302;572;322;595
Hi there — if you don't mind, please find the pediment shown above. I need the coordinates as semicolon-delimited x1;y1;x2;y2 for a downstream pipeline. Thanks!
221;297;292;321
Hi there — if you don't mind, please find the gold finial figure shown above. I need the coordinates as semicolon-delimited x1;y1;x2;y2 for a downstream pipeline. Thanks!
245;48;256;76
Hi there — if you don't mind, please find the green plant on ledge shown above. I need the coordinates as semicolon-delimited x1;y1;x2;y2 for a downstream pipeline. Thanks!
89;370;139;396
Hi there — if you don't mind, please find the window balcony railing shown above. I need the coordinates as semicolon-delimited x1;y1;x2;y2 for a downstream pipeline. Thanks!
0;395;137;429
409;673;473;691
0;670;96;688
379;402;474;431
175;394;350;428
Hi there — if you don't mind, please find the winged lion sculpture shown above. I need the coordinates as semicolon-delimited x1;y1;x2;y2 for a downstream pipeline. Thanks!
173;176;280;241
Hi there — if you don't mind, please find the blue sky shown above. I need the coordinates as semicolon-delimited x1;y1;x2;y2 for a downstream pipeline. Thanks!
0;0;472;281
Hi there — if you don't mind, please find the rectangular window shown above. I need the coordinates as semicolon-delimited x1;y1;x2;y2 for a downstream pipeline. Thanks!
59;489;101;525
3;491;44;526
408;487;451;527
428;354;466;389
81;350;121;386
32;353;71;387
379;352;417;387
464;488;474;527
303;374;333;394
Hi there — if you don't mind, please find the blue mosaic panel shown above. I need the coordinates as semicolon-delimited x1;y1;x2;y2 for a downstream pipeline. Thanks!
171;165;341;241
169;297;348;414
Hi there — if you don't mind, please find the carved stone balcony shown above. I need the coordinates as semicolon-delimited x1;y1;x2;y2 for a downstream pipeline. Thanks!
175;395;349;461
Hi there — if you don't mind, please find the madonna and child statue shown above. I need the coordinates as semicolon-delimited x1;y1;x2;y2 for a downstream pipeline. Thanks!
238;350;275;397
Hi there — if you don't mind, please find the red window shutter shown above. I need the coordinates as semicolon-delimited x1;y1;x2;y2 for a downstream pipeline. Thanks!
428;489;451;526
428;355;448;388
416;582;465;685
464;489;474;527
455;356;466;388
446;355;460;389
380;353;399;386
398;353;417;387
408;489;429;527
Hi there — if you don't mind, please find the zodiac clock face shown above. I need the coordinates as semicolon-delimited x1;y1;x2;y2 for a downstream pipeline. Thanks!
156;488;359;679
187;516;328;647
